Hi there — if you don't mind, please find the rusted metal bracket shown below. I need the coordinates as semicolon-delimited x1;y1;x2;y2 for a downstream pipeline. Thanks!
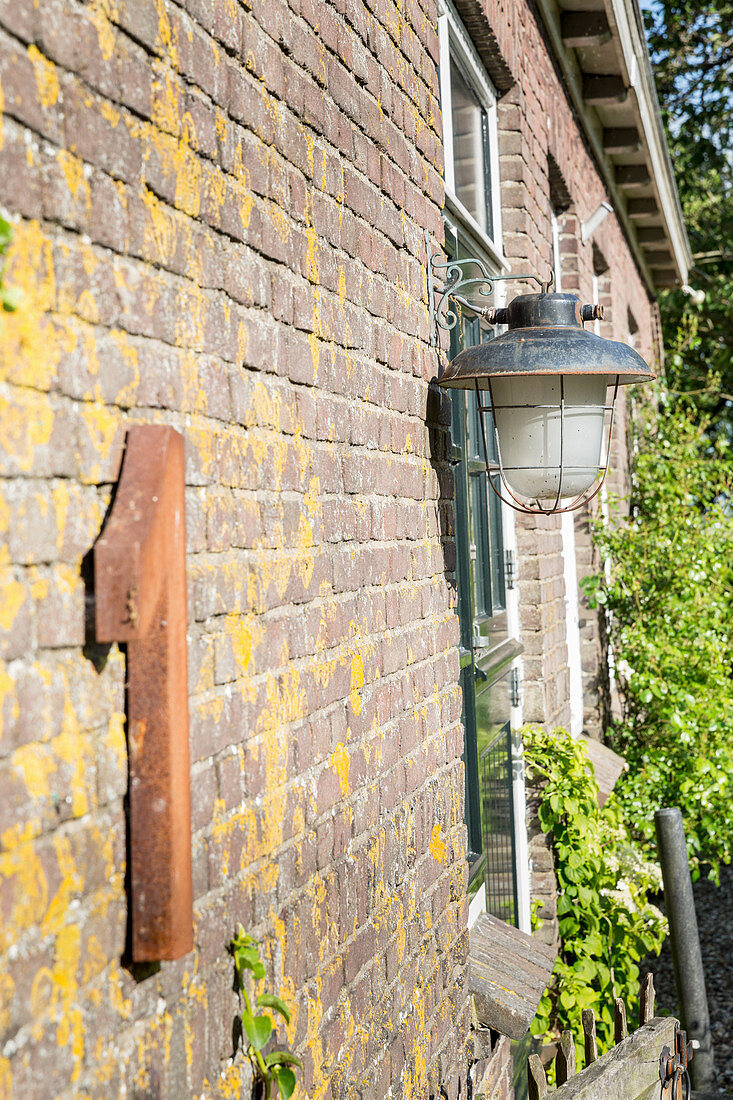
95;425;193;962
659;1023;693;1099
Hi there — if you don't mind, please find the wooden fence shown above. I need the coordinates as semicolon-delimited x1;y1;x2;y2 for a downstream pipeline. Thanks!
524;975;684;1100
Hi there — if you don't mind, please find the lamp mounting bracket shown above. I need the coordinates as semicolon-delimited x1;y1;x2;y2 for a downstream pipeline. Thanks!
425;229;554;346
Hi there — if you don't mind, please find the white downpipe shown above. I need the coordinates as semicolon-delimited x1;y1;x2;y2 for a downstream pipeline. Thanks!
555;214;584;738
502;494;531;933
561;511;584;737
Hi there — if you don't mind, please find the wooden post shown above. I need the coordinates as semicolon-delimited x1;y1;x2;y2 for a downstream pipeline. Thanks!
582;1009;598;1065
528;1054;548;1100
556;1031;576;1085
95;425;193;962
639;973;655;1026
614;998;628;1044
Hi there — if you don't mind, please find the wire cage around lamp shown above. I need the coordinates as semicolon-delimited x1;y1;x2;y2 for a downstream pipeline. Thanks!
426;241;655;515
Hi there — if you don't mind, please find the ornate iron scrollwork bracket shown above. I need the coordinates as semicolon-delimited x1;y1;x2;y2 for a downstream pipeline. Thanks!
424;229;553;346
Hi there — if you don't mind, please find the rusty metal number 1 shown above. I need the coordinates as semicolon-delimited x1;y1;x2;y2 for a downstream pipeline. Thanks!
95;425;194;961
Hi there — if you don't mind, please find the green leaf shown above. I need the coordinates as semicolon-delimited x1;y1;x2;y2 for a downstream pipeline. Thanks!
257;993;291;1024
276;1067;297;1099
1;286;21;312
243;1012;273;1051
265;1052;303;1069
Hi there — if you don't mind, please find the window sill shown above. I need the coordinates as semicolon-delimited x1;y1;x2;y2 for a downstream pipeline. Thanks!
444;190;508;276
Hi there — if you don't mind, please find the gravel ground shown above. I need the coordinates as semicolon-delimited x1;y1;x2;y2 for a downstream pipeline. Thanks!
641;862;733;1096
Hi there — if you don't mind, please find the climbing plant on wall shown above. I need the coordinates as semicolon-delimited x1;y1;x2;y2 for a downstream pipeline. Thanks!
584;392;733;879
524;726;667;1068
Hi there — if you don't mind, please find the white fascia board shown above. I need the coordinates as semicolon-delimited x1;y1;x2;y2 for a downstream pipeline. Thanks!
603;0;692;283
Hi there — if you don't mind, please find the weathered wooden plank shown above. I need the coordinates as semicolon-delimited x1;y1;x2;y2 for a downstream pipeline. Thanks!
549;1017;677;1099
603;127;642;154
636;227;667;243
643;250;674;266
614;998;628;1044
580;735;627;808
582;1009;598;1065
473;912;557;967
639;973;655;1026
469;912;556;1039
628;198;659;218
615;165;652;189
583;75;628;105
557;1031;576;1085
561;11;611;47
528;1054;548;1100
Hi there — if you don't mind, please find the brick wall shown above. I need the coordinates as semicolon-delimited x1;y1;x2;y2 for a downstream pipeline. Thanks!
0;0;669;1098
0;1;474;1097
486;18;661;738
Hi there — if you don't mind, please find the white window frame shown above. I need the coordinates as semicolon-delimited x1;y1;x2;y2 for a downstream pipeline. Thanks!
437;0;506;271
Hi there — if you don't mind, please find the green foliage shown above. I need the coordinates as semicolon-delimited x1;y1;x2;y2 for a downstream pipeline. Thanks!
524;726;666;1066
0;216;20;314
643;3;733;437
230;927;302;1100
584;396;733;879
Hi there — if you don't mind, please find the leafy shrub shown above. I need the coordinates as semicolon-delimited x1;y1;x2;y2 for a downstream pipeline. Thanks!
584;395;733;879
524;726;666;1065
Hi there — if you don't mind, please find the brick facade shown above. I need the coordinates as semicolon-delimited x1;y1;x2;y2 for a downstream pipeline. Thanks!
0;0;666;1098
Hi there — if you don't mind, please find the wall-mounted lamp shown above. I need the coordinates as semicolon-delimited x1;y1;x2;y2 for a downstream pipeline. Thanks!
426;233;654;515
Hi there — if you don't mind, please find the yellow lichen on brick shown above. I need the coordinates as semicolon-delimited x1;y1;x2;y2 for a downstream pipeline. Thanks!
0;824;48;950
0;973;13;1036
141;185;177;264
175;114;203;217
216;1060;249;1099
305;225;319;284
12;739;56;804
0;557;26;635
87;0;118;59
43;834;84;938
0;662;17;749
28;44;60;108
428;823;446;862
58;150;90;208
349;652;364;715
78;402;121;484
331;742;350;797
151;65;182;138
155;0;180;67
0;1056;11;1099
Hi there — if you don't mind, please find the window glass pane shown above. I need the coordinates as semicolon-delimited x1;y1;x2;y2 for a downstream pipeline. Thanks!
469;474;491;618
488;489;506;612
450;61;489;233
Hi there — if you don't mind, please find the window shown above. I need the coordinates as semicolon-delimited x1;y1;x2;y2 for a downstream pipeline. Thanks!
438;8;524;927
438;1;503;260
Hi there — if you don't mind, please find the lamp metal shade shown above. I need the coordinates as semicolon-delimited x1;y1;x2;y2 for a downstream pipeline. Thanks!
438;293;654;389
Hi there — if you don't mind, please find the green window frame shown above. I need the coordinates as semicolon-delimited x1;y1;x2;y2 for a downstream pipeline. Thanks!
445;241;522;924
